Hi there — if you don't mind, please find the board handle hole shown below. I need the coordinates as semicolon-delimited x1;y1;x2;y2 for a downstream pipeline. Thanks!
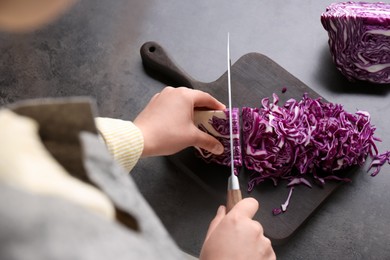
149;46;156;53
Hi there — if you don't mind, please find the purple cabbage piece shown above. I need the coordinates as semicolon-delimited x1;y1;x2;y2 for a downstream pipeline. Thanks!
194;109;242;170
321;2;390;83
368;150;390;176
242;93;380;191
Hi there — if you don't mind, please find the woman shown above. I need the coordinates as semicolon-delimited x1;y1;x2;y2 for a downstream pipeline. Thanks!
0;1;275;259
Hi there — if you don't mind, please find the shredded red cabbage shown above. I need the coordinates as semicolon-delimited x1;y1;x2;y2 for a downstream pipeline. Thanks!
242;93;390;215
242;93;382;192
194;93;389;215
273;187;294;216
368;150;390;176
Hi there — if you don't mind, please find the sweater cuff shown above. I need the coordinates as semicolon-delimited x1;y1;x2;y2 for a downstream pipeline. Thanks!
95;117;144;172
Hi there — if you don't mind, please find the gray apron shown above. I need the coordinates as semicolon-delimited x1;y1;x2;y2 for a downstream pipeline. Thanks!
0;98;187;260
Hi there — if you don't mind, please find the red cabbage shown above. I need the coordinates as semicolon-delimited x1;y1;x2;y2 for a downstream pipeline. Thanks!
243;93;390;215
321;2;390;83
368;150;390;176
242;93;380;191
194;109;242;171
273;187;294;216
194;93;388;215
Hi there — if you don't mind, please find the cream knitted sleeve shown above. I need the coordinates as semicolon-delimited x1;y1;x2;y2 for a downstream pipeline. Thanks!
95;117;144;173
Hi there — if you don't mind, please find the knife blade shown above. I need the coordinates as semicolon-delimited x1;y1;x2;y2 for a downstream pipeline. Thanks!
226;33;242;212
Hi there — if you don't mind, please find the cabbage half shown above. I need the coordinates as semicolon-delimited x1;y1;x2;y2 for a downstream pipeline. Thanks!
194;109;242;172
321;2;390;83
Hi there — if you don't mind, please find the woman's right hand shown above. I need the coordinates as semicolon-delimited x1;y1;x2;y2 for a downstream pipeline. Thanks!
200;198;276;260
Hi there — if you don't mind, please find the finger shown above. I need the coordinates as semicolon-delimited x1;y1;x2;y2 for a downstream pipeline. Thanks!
153;86;174;100
229;197;259;219
152;92;161;99
145;90;163;105
192;89;226;110
192;127;224;155
205;205;226;241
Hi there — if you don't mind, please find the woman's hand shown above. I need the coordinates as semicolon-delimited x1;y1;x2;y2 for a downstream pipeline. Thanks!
134;87;226;157
200;198;276;260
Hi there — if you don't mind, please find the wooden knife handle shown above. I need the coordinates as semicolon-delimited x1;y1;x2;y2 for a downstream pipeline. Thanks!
140;41;196;88
226;189;242;212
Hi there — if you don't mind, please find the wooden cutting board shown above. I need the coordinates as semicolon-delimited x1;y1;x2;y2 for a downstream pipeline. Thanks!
140;41;353;250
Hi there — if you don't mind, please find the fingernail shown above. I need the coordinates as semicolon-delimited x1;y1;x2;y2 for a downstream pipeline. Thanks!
217;205;225;214
213;144;224;155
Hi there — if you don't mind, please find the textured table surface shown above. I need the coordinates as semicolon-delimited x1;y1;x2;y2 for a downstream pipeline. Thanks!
1;0;389;259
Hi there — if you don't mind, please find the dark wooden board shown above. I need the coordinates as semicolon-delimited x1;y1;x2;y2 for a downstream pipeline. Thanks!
140;42;352;249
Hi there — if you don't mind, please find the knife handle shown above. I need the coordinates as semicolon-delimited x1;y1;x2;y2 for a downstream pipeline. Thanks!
226;188;242;212
140;41;196;88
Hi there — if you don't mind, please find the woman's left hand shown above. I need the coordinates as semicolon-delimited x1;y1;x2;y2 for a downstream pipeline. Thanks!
134;86;226;157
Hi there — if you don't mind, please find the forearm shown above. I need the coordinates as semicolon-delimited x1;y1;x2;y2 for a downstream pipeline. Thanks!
95;117;144;172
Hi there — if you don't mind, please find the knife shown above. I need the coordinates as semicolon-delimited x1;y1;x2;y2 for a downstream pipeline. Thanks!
226;33;242;212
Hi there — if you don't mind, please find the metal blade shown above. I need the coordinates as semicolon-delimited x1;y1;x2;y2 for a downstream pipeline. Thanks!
227;33;239;190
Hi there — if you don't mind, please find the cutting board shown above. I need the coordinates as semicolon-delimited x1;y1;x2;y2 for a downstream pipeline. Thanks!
140;41;353;252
